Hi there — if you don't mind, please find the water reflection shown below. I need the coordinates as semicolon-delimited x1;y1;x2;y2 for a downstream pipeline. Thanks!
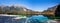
0;14;27;23
0;14;58;23
26;15;48;23
26;15;58;23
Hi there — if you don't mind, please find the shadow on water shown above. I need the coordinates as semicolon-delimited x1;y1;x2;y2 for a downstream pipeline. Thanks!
43;15;55;20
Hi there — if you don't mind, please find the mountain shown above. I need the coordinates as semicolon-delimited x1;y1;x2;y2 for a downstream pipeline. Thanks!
0;5;32;14
55;4;60;19
42;4;60;16
43;6;57;12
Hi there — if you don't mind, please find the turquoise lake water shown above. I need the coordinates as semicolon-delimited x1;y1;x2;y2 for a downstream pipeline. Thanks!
0;15;57;23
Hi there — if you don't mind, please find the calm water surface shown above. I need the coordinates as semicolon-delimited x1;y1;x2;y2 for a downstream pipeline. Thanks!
0;14;57;23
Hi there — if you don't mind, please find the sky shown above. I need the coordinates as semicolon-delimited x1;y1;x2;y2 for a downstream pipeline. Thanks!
0;0;60;12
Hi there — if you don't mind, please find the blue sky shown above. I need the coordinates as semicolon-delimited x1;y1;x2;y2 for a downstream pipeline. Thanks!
0;0;60;11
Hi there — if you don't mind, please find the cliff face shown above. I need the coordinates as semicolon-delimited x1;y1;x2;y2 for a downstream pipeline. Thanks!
42;5;57;15
55;4;60;19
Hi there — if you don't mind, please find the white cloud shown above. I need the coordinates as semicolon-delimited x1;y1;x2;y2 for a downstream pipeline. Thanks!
34;10;43;12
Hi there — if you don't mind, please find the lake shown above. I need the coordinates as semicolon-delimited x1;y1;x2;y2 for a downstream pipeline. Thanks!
0;14;58;23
